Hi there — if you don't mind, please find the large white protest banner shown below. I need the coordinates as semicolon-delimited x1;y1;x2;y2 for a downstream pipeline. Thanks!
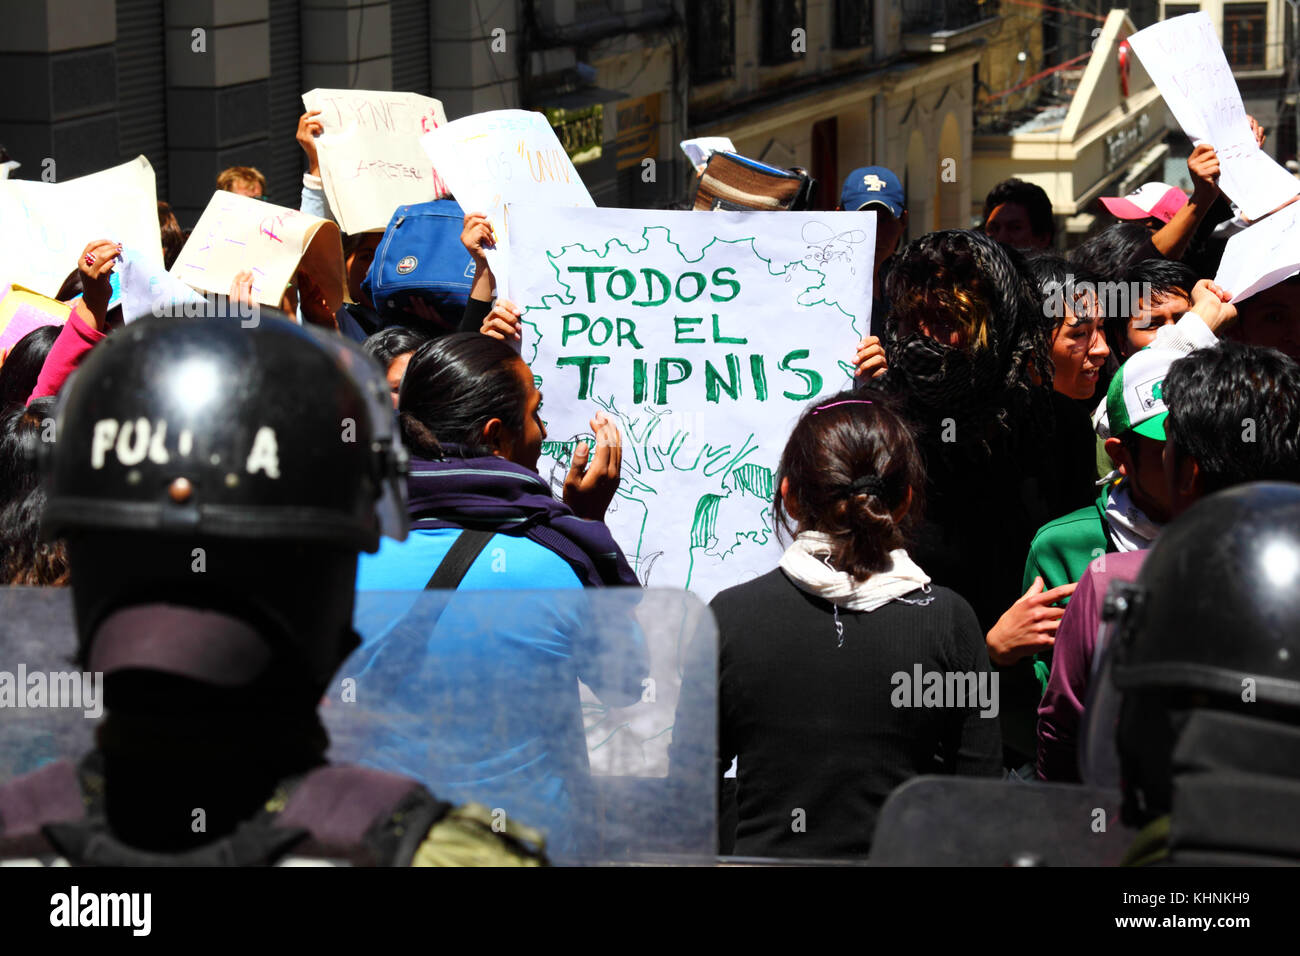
302;88;449;234
1213;200;1300;302
1128;12;1299;221
0;156;162;298
170;191;345;310
508;205;875;599
422;110;595;296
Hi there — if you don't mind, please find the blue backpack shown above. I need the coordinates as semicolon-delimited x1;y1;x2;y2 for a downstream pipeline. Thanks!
363;199;475;326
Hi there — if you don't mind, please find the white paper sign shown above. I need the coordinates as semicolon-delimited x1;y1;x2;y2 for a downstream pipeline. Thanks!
302;88;449;234
1213;199;1300;302
0;156;163;298
1128;12;1299;221
170;191;344;310
422;110;595;296
680;137;736;174
508;205;875;600
118;246;207;324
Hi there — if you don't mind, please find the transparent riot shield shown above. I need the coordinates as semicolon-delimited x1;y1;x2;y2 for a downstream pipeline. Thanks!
0;587;98;780
323;588;718;865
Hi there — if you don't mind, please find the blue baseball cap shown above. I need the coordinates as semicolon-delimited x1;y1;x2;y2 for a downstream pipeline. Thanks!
840;166;905;218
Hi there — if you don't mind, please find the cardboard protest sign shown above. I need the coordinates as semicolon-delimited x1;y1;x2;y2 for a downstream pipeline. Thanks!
508;205;875;600
0;156;163;298
0;284;70;357
421;110;596;296
1213;200;1300;302
302;89;449;234
1128;12;1299;221
170;191;345;311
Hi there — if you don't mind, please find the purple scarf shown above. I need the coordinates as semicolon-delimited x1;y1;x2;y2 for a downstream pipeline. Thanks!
404;447;638;588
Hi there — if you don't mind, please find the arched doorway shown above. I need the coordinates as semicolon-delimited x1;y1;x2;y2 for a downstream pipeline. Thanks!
937;112;962;230
904;129;929;242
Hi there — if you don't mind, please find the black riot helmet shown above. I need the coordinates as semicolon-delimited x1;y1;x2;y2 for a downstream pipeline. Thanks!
43;312;407;549
1109;482;1300;822
40;311;408;693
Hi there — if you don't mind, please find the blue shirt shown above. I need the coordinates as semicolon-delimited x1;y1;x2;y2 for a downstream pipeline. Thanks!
344;528;636;860
357;528;585;592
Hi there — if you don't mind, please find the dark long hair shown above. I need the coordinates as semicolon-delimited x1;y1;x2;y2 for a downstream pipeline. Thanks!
0;324;59;409
1;486;68;586
774;391;926;578
882;230;1054;458
397;332;528;459
0;396;56;508
362;325;432;370
1069;222;1161;279
159;201;185;270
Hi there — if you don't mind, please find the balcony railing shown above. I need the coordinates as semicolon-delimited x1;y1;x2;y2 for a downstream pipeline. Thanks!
901;0;1000;34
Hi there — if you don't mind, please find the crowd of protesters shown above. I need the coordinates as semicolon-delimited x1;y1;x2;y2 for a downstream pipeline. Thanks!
1;106;1299;864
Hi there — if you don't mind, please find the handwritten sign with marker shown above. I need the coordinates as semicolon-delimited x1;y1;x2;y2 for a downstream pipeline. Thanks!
508;204;874;600
0;156;163;298
1213;200;1300;302
1128;12;1299;221
422;110;596;297
170;191;344;311
302;88;449;234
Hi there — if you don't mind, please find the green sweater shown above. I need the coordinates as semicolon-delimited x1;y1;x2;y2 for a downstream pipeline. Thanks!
1021;485;1118;598
1019;485;1120;702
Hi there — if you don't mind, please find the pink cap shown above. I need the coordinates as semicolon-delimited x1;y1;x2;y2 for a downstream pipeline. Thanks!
1098;182;1188;224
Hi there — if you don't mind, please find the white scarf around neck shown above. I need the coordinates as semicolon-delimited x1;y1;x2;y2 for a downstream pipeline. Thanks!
778;531;931;612
1104;481;1162;553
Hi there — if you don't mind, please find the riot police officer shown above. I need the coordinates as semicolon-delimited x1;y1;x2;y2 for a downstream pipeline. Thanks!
0;309;544;865
1110;482;1300;865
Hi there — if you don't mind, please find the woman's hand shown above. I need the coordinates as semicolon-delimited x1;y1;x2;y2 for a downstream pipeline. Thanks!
1188;278;1237;334
229;270;255;306
986;577;1076;667
461;211;496;264
563;411;622;521
1187;143;1220;200
297;269;338;330
297;110;324;177
480;298;522;341
1248;114;1266;148
76;239;121;330
853;335;887;379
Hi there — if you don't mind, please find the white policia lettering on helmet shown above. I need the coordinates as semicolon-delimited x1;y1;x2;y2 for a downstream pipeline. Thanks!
88;418;281;478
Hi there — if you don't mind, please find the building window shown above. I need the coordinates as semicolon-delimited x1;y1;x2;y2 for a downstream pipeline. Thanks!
1128;0;1161;29
115;0;168;198
901;0;998;34
761;0;806;66
833;0;873;49
1162;3;1200;16
688;0;735;82
1224;3;1267;70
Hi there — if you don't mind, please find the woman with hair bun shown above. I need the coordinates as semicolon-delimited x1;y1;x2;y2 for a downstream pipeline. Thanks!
687;390;1000;859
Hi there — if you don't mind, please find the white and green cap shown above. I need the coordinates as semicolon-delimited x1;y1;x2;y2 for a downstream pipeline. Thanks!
1102;346;1180;441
